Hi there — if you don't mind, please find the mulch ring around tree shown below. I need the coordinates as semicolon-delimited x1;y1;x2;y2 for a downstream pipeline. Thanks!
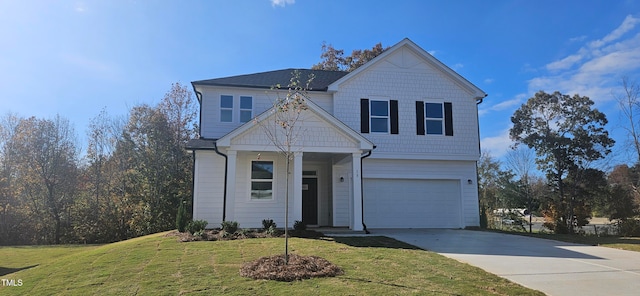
239;253;344;281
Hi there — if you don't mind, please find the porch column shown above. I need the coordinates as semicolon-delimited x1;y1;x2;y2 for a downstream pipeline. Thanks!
226;150;237;222
292;152;303;226
351;152;363;231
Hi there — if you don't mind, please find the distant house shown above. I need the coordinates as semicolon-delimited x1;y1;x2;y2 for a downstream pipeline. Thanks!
186;38;486;230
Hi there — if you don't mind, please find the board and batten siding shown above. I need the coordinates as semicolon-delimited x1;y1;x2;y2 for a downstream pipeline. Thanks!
193;151;226;225
362;158;480;227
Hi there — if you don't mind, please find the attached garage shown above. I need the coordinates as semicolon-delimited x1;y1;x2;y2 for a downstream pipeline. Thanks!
363;179;462;228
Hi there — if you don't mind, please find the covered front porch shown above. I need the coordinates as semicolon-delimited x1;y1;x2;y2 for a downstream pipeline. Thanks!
209;99;374;230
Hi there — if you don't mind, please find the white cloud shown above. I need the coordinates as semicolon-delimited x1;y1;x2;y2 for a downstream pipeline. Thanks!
484;78;494;84
452;63;463;70
530;15;640;104
569;35;587;43
271;0;295;7
481;128;514;158
74;1;87;13
479;93;526;117
428;50;437;56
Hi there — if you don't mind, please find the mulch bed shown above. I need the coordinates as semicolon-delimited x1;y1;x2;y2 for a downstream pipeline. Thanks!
166;228;343;281
239;253;344;281
165;228;324;242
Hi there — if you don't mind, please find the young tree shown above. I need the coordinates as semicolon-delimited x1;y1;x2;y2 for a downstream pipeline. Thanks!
510;91;614;233
257;70;313;264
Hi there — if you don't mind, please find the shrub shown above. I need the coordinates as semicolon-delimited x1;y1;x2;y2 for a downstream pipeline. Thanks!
221;221;239;233
186;220;208;235
293;220;306;231
262;219;277;230
176;201;189;233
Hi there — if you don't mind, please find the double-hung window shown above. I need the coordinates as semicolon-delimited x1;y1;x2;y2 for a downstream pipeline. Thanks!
370;100;389;133
220;95;233;122
251;161;274;200
240;96;253;123
416;101;453;136
425;102;444;135
360;98;399;134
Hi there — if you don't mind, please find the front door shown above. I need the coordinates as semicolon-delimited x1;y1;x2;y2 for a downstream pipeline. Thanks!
302;178;318;225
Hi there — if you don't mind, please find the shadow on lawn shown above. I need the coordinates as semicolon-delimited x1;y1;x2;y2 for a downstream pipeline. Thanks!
329;236;422;250
0;265;38;276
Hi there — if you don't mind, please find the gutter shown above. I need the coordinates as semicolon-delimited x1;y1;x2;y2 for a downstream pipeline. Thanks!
188;139;229;222
360;145;376;234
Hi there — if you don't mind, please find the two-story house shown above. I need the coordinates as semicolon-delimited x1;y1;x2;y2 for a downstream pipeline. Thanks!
186;38;486;231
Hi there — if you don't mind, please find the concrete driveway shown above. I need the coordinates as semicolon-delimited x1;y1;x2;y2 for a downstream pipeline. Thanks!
370;229;640;296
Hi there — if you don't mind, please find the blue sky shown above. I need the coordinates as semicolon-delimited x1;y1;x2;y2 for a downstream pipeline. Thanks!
2;0;640;166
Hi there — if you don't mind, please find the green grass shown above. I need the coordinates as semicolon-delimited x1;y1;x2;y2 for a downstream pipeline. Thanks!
0;232;543;295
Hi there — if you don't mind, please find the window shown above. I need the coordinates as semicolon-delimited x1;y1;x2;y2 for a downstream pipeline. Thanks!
425;102;444;135
361;98;398;134
220;95;233;122
416;101;453;136
240;96;253;123
370;100;389;133
251;161;273;200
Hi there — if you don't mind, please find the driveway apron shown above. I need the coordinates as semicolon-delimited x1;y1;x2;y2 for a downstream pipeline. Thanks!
370;229;640;296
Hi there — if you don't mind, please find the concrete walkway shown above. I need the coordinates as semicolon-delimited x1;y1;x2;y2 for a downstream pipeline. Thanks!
367;229;640;296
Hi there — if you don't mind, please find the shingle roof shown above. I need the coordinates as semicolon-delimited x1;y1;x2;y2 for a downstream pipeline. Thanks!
185;138;217;150
192;68;349;91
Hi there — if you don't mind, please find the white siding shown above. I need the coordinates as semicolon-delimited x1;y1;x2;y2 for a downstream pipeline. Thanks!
229;151;294;228
332;164;351;227
199;85;334;139
193;151;226;225
332;46;480;159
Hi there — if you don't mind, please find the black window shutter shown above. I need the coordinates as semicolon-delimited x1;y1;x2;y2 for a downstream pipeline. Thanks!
444;102;453;136
390;100;399;134
360;98;369;133
415;101;425;135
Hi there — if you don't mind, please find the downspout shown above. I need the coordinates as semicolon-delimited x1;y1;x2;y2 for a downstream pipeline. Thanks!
475;94;487;227
212;141;229;222
360;145;376;234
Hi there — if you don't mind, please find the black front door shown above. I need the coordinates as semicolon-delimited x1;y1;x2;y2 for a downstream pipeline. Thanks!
302;178;318;225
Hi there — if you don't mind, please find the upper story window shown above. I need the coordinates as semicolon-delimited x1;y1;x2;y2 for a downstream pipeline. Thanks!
370;100;389;133
220;95;254;123
251;160;274;200
425;102;444;135
220;95;233;122
240;96;253;123
360;98;399;134
416;101;453;136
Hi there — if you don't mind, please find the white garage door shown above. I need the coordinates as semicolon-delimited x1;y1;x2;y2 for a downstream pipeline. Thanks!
363;179;461;228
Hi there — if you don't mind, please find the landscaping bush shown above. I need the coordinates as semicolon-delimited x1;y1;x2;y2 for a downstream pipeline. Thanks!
176;201;189;233
293;220;306;231
186;220;208;235
262;219;277;230
221;221;239;233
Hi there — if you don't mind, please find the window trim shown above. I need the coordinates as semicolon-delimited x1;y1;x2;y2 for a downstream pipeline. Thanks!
249;159;276;201
220;94;234;123
239;96;253;123
369;99;390;134
424;101;445;135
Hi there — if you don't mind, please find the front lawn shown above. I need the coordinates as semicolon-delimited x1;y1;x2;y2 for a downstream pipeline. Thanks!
0;232;543;295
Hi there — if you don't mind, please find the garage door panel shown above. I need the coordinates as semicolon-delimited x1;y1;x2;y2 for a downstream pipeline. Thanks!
364;179;461;228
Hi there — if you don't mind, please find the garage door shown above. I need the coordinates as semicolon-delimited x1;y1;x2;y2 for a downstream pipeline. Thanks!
363;179;461;228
